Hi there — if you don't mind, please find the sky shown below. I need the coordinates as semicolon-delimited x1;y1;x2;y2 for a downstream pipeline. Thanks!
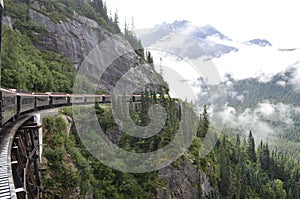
107;0;300;48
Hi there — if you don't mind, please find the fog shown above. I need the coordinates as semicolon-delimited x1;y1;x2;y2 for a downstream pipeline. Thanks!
215;101;300;142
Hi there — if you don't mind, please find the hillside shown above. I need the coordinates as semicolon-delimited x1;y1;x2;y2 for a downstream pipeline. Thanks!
205;64;300;161
2;0;161;93
41;102;300;198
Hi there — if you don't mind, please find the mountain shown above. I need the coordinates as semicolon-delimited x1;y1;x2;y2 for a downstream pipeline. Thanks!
138;21;300;79
138;20;238;58
155;21;227;40
138;20;278;60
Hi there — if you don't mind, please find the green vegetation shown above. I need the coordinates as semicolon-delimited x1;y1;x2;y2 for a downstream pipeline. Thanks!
2;0;80;92
189;127;300;199
222;72;300;160
5;0;120;35
43;91;300;198
124;20;144;58
42;116;150;198
118;91;182;153
1;25;76;92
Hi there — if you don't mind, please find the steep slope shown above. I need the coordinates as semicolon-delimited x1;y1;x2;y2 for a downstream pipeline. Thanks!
3;0;162;93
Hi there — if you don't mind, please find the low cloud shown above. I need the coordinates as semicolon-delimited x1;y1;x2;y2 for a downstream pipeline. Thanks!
216;101;299;142
276;80;286;87
288;61;300;92
258;102;275;116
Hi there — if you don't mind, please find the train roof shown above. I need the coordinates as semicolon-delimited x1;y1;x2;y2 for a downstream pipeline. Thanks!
0;88;17;94
16;93;36;97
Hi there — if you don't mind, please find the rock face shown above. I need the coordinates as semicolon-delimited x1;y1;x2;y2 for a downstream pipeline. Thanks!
28;1;109;70
156;158;214;199
26;1;162;92
2;16;15;29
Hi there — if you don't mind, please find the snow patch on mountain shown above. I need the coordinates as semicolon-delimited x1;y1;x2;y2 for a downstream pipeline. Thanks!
139;20;238;59
245;39;272;47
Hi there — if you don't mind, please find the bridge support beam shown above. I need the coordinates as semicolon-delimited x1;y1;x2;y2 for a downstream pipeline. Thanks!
10;115;43;199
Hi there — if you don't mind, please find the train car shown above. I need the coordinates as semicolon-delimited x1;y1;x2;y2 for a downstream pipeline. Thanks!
50;94;69;107
0;88;18;125
84;94;96;104
123;95;132;102
17;93;36;114
95;95;103;103
131;95;141;102
101;95;111;103
35;94;50;109
70;94;85;104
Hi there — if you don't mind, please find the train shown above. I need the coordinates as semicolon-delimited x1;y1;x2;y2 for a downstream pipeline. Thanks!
0;87;141;128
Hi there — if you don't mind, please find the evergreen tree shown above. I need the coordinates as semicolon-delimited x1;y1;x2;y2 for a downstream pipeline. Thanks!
91;0;105;19
146;51;154;66
197;105;209;138
259;141;270;171
247;130;257;162
230;135;247;199
113;11;121;33
124;18;144;58
219;135;231;198
139;92;149;126
103;1;108;21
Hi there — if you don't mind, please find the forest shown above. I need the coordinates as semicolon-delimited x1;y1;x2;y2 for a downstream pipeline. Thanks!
41;93;300;198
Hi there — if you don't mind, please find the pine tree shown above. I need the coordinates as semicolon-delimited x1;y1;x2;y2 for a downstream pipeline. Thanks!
197;105;209;138
219;135;231;198
230;135;247;199
230;135;242;199
247;130;257;162
258;141;270;171
113;11;121;33
146;51;154;66
91;0;105;19
124;18;144;58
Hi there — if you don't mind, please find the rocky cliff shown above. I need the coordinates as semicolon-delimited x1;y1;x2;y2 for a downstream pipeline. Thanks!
4;0;163;92
156;158;214;199
28;1;107;70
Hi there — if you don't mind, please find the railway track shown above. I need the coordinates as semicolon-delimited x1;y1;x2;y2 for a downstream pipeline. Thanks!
0;115;34;199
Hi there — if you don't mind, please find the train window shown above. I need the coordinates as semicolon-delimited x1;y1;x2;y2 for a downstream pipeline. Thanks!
37;97;47;101
22;97;34;104
3;96;16;105
54;96;66;100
